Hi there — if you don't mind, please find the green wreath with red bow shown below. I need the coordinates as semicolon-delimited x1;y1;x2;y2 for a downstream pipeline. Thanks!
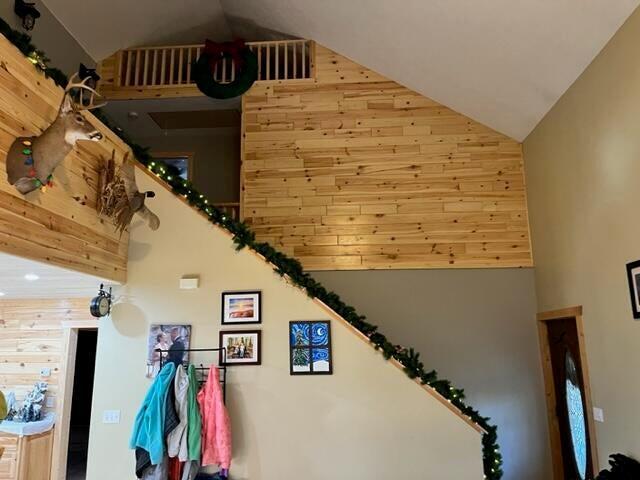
193;39;258;99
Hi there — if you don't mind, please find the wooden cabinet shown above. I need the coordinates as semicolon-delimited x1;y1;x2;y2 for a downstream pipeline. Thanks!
0;429;53;480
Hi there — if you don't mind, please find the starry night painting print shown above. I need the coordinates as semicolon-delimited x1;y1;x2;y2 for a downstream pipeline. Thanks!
289;321;332;375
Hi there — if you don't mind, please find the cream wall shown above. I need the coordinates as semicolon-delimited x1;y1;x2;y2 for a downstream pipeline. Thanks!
85;170;484;480
524;6;640;465
313;269;550;480
139;128;241;203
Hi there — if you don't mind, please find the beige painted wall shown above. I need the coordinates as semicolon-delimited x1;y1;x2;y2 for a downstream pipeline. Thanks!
313;268;550;480
139;128;241;204
85;170;484;480
524;7;640;465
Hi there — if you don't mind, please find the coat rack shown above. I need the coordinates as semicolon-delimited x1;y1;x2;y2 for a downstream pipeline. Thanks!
156;347;227;402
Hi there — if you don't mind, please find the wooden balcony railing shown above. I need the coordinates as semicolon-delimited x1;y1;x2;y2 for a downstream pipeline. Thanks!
98;39;314;99
213;202;240;221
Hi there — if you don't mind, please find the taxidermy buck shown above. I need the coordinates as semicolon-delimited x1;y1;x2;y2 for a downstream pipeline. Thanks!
6;73;105;195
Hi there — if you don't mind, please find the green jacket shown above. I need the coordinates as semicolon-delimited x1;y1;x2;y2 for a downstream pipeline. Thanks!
187;364;202;461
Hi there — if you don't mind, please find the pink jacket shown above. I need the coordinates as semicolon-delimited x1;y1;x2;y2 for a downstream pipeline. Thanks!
197;367;232;469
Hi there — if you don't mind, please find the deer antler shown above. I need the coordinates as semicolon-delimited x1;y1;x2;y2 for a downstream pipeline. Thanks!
65;73;106;111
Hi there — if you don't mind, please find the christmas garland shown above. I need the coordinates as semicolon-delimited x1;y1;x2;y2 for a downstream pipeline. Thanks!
0;19;503;479
192;40;258;99
0;17;68;87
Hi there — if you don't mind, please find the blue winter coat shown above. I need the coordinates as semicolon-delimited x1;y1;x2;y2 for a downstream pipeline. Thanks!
130;362;176;465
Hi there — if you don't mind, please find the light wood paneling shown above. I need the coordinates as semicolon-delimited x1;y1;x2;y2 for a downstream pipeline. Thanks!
0;298;94;480
241;45;533;270
0;35;130;282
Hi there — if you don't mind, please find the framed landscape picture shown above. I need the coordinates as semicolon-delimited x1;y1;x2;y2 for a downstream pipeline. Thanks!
289;321;332;375
222;291;261;325
626;260;640;319
220;330;261;366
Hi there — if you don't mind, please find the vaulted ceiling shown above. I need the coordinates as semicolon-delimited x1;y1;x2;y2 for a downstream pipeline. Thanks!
42;0;639;140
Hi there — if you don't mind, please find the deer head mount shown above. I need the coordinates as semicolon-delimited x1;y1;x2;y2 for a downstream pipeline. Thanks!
6;73;106;195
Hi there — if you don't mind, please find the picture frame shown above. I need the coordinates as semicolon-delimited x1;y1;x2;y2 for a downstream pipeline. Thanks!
626;260;640;319
289;321;333;375
219;330;262;366
146;324;192;378
221;291;261;325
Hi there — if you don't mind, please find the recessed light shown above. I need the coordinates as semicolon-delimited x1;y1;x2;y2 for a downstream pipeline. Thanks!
24;273;39;281
0;292;5;297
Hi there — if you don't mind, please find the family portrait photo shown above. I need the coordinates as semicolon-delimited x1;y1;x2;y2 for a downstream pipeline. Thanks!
219;330;261;366
146;324;192;377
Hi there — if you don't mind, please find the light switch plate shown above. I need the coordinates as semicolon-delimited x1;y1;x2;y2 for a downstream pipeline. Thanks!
593;407;604;423
102;410;121;424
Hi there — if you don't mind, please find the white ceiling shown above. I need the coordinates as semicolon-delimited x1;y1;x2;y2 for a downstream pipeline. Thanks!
0;252;108;299
41;0;231;60
42;0;639;140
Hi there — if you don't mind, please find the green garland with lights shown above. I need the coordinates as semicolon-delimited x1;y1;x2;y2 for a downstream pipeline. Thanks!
0;18;503;479
0;17;68;88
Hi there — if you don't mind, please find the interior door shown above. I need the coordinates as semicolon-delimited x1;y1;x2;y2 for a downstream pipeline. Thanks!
546;317;594;479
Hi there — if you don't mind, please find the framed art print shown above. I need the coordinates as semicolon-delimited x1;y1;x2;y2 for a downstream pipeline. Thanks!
626;260;640;319
289;321;332;375
219;330;261;366
221;291;261;325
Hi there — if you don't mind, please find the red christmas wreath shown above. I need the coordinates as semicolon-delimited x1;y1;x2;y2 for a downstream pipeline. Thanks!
193;39;258;99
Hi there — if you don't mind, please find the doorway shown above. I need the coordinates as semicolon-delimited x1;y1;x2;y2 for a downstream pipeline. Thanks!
63;328;98;480
537;306;599;479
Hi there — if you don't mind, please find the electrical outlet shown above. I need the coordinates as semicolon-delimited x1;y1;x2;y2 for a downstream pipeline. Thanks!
40;367;51;377
45;396;54;408
102;410;121;424
593;407;604;423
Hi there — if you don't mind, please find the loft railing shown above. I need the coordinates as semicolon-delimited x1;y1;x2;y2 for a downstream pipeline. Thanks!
115;39;313;88
213;202;240;221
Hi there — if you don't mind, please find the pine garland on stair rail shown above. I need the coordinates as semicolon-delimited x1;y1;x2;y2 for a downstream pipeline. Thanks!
0;18;503;479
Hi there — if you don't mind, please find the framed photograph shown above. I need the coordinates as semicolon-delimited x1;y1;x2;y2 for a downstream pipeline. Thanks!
146;324;192;378
221;291;261;324
626;260;640;319
289;321;333;375
219;330;261;366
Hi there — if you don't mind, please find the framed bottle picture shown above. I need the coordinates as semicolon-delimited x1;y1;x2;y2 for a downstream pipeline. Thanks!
219;330;261;366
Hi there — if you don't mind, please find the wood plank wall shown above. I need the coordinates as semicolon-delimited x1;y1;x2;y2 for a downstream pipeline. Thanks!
0;298;93;480
0;35;130;283
241;45;533;270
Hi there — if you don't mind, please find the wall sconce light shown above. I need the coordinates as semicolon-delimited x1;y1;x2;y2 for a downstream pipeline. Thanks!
14;0;41;31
